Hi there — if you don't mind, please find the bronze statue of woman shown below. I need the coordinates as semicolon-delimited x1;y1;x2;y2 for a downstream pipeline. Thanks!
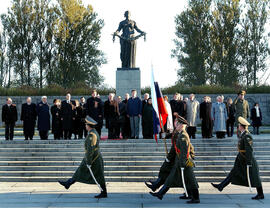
113;11;146;68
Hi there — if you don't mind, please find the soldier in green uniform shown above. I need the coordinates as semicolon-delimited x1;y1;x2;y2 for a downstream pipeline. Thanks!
233;90;250;125
211;116;264;200
58;116;107;198
148;116;200;204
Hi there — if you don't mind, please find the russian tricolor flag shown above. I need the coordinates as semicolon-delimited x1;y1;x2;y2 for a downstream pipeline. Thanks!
151;68;168;142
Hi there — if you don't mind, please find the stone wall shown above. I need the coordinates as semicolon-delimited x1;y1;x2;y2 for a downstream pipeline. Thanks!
0;94;269;126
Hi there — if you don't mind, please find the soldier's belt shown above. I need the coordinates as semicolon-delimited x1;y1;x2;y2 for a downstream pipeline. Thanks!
238;149;246;153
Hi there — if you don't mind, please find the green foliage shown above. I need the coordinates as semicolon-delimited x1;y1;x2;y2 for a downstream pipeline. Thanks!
173;0;270;87
172;0;212;86
0;84;115;96
0;0;105;89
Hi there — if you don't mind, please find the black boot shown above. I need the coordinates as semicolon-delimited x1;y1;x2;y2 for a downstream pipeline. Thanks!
187;189;200;204
150;185;169;200
58;178;76;190
145;178;164;192
252;186;264;200
95;183;107;198
211;174;231;192
179;189;192;199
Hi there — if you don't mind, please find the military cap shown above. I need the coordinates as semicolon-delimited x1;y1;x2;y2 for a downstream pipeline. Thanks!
238;90;246;95
176;115;189;126
238;116;250;126
85;116;97;126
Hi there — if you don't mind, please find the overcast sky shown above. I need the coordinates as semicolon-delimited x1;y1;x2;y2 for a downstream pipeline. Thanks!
0;0;269;87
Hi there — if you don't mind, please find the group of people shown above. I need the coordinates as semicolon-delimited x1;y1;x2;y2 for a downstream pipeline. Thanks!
58;114;264;203
1;89;263;141
166;90;263;139
2;90;103;140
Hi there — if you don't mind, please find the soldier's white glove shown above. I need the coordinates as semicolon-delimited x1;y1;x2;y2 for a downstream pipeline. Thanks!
87;165;91;169
165;157;170;163
161;132;166;138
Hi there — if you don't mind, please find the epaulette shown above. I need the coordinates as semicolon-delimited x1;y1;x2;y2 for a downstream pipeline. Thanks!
245;134;253;146
12;104;16;107
181;131;189;142
90;132;97;146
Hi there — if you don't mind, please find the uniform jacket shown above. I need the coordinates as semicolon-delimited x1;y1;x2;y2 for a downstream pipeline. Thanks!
233;98;250;123
164;130;199;189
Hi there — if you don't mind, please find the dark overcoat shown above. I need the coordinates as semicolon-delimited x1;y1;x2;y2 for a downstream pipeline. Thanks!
86;97;103;129
60;100;75;130
51;105;62;134
21;103;37;131
36;102;50;131
2;104;18;124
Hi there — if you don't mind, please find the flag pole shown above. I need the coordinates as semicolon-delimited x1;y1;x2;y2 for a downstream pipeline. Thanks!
159;114;168;156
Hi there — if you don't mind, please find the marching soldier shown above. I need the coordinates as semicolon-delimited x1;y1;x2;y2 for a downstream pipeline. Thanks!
211;116;264;200
148;116;200;203
58;116;107;198
2;98;18;140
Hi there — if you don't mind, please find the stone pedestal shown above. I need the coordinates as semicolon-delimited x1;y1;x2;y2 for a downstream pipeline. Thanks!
116;68;141;98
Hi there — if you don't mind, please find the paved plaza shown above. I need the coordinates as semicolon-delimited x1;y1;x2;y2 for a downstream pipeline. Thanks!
0;182;269;208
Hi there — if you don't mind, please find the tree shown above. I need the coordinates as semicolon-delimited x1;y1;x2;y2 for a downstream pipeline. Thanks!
210;0;241;86
239;0;270;86
33;0;57;88
1;0;37;86
172;0;212;86
53;0;105;88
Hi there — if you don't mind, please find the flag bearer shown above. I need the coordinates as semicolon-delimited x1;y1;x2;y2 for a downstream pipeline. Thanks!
148;116;200;203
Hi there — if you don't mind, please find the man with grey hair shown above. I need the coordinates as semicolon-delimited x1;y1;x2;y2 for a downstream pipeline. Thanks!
186;94;199;139
2;98;18;140
21;97;37;140
37;96;50;140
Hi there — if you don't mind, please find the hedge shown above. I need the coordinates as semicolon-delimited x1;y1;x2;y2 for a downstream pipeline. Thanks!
0;84;269;96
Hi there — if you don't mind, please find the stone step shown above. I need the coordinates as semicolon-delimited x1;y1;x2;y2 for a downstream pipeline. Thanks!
0;176;269;183
1;146;269;152
0;170;269;177
0;154;269;160
1;165;270;171
0;151;268;157
0;160;269;166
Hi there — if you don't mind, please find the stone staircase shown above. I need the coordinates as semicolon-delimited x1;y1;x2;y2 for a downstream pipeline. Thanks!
0;136;270;182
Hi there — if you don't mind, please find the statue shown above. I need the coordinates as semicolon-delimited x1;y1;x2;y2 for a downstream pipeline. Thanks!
113;11;146;68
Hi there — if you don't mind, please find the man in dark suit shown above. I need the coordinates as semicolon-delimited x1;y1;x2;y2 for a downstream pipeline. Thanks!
60;93;75;140
86;90;103;136
36;96;50;140
21;97;37;140
2;98;18;140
